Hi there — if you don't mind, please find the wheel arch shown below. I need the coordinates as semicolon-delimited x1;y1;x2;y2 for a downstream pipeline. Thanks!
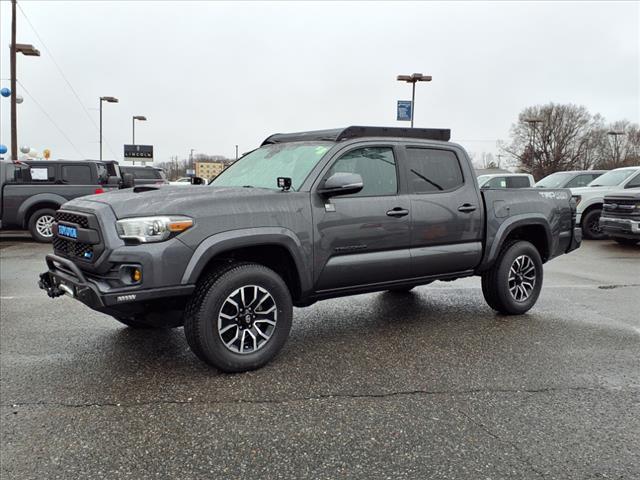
181;228;312;302
18;194;66;227
482;214;552;268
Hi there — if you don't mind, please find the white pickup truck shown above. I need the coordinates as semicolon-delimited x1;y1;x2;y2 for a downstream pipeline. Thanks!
570;166;640;239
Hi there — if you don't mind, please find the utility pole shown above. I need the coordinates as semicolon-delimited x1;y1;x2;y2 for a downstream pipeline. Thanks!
9;0;40;160
235;145;238;161
10;0;17;160
496;154;504;169
189;148;195;176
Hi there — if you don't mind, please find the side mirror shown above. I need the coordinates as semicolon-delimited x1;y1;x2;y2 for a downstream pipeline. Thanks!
121;173;135;189
318;172;364;197
190;176;205;185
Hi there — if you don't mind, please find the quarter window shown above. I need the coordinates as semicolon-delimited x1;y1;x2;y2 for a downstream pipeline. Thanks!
625;173;640;189
406;148;463;193
62;165;92;184
326;147;397;197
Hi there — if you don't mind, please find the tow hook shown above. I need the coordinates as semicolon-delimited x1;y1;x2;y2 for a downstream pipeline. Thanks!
38;272;64;298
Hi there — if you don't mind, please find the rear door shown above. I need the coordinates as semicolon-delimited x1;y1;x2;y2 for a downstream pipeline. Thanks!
402;145;483;277
312;144;411;291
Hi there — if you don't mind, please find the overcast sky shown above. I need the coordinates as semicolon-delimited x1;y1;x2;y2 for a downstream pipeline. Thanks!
0;1;638;164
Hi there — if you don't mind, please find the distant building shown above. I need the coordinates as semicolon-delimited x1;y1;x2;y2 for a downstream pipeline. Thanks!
195;161;226;180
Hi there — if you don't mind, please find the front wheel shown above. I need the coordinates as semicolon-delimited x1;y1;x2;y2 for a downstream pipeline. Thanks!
28;208;56;243
581;209;606;240
184;262;293;372
481;240;543;315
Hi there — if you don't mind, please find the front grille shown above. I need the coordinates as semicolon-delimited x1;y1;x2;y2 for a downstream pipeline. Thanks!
55;211;89;228
603;199;640;218
53;211;98;262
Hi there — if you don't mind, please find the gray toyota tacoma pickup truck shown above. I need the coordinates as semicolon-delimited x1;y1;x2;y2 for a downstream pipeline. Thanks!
39;126;581;372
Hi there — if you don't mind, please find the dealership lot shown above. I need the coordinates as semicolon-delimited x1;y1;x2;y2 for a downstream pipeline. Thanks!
1;238;638;479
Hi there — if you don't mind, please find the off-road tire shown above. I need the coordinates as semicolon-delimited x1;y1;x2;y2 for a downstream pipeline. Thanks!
183;262;293;372
481;240;543;315
28;208;57;243
581;208;606;240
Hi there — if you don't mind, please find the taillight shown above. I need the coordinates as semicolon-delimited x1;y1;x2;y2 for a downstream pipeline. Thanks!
94;188;105;194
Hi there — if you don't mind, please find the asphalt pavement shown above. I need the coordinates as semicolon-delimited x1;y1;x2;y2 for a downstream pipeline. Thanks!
1;237;639;479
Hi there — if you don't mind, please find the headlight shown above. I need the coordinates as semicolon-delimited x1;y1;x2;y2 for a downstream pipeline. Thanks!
115;216;193;243
572;195;582;206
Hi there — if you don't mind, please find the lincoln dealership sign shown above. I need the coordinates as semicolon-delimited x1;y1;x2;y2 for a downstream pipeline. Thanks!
124;144;153;161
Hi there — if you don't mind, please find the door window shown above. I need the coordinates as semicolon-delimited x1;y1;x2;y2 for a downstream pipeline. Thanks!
406;148;463;193
62;165;92;184
326;147;397;197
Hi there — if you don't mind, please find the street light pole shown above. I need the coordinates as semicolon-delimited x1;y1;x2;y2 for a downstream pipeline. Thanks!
607;131;625;167
396;73;432;128
132;115;147;145
9;0;40;160
99;96;118;160
235;145;238;161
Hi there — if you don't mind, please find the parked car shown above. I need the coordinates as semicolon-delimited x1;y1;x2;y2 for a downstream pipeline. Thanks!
39;126;581;372
535;170;607;189
477;173;534;189
599;190;640;246
119;166;168;186
570;166;640;239
0;159;121;242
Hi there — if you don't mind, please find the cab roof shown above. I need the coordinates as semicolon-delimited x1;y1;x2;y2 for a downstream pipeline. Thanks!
261;126;451;146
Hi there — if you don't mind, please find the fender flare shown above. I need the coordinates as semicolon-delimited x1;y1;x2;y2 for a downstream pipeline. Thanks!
180;227;312;293
17;193;67;226
483;213;553;268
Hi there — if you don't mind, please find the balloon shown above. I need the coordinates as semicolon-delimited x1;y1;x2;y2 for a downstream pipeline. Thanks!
16;94;23;104
20;145;30;154
28;149;39;158
0;144;7;154
0;88;11;97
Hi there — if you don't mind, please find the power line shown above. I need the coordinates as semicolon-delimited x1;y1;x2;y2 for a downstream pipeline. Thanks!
16;2;121;160
16;80;85;158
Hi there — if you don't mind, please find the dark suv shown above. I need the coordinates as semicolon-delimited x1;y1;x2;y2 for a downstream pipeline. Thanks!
0;159;120;242
40;126;581;372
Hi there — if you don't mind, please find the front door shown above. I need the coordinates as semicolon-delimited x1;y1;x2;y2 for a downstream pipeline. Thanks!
312;145;411;291
402;146;483;277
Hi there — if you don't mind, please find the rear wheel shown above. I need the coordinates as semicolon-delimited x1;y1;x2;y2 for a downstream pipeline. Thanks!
481;240;543;315
28;208;56;243
614;237;639;246
581;208;606;240
184;262;293;372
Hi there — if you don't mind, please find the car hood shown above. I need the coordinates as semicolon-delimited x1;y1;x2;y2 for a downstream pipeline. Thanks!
72;185;280;219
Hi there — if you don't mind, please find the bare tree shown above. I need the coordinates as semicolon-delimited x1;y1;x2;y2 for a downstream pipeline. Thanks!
502;103;602;179
590;120;640;169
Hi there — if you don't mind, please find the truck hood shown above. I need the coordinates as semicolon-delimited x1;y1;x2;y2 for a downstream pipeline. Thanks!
73;185;280;219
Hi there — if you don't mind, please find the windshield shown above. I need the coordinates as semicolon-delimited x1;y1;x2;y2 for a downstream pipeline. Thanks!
589;169;637;187
211;142;332;190
535;172;574;188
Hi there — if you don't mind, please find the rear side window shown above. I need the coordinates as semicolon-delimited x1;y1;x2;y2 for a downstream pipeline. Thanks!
486;176;506;188
506;176;531;188
327;147;397;197
406;148;463;193
62;165;92;184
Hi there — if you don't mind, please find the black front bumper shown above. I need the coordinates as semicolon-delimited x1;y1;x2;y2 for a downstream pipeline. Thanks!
39;254;195;311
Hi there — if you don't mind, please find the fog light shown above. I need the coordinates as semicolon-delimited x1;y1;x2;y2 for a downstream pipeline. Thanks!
132;268;142;282
119;265;142;285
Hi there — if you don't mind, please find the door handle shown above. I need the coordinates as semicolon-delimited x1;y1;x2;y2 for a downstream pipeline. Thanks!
458;204;477;213
386;207;409;218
